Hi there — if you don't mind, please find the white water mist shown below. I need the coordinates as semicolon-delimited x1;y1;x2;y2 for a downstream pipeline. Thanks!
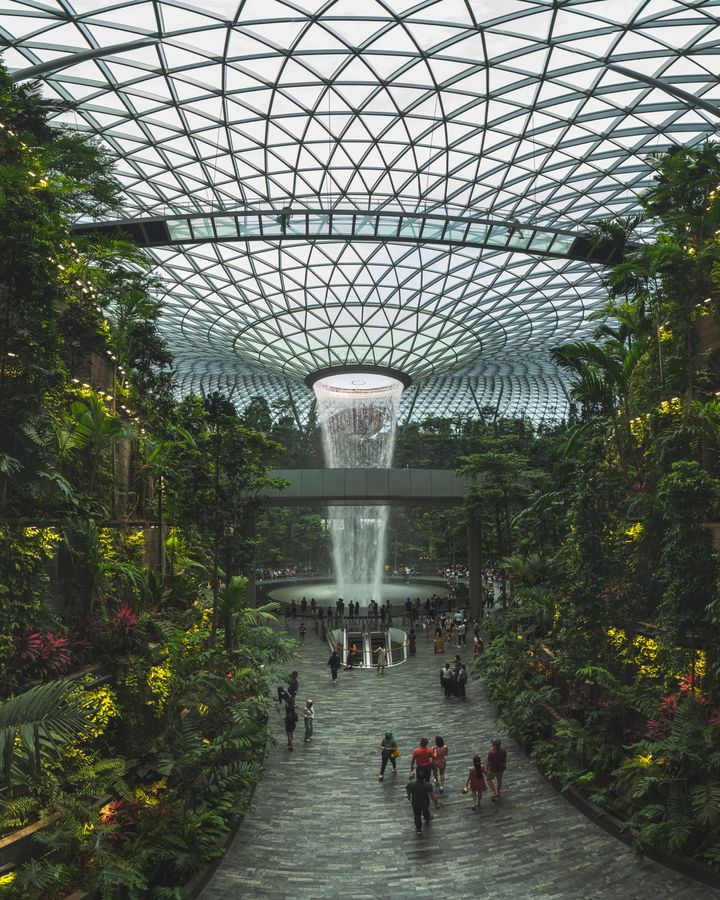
313;374;404;607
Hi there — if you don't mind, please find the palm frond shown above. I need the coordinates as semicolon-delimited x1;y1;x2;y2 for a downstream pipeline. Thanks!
0;680;91;783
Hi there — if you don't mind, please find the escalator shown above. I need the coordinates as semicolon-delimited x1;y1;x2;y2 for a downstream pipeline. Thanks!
328;624;408;668
346;630;364;668
369;630;385;668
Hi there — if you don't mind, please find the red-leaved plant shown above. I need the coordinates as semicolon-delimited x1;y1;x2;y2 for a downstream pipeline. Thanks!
12;626;74;678
12;626;43;663
99;800;136;843
110;604;142;649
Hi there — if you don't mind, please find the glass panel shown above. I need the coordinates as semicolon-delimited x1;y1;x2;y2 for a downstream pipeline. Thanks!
261;215;283;235
213;217;238;238
307;215;330;234
421;219;445;239
237;216;261;236
465;222;488;243
486;225;511;246
529;231;555;251
445;220;469;242
167;219;192;241
507;229;532;249
331;215;354;235
377;216;399;236
398;217;422;238
191;218;215;239
549;234;575;254
355;215;377;235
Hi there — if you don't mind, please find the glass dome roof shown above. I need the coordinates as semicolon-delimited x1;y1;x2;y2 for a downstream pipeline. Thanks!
3;0;719;420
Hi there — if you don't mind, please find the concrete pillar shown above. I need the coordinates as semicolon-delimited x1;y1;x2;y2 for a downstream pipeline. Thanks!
468;512;482;618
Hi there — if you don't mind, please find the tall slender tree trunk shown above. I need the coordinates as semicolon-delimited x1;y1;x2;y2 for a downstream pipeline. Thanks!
210;429;221;647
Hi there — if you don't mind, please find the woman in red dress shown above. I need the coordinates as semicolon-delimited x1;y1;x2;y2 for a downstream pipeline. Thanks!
464;755;487;809
432;735;449;792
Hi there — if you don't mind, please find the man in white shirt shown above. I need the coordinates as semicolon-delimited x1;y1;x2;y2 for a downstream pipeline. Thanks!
302;699;314;741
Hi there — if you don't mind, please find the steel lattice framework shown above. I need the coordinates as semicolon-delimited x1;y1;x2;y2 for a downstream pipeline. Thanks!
3;0;720;421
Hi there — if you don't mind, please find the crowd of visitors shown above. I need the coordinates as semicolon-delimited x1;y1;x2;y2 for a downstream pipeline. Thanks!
277;607;509;837
257;566;314;581
440;659;469;698
402;736;507;831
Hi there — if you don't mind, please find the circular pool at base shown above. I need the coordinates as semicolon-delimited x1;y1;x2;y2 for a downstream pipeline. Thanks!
265;581;448;612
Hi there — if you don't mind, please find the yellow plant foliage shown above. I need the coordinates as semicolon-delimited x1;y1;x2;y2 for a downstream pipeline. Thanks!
146;664;172;710
624;522;645;542
72;683;120;742
607;628;662;679
134;779;167;808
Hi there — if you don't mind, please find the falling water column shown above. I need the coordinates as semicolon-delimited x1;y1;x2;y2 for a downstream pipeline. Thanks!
312;374;404;609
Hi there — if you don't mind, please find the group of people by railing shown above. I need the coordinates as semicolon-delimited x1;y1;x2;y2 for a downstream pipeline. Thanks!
257;566;316;581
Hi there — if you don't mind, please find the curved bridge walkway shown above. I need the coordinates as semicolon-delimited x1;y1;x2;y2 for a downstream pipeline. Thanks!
201;622;716;900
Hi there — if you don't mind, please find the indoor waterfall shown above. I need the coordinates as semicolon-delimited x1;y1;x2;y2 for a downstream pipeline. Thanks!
313;373;404;608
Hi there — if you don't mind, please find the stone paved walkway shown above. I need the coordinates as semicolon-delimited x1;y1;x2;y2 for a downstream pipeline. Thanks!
201;622;718;900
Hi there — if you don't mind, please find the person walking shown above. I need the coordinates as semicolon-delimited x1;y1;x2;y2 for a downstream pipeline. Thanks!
374;645;387;675
408;628;417;657
285;702;298;751
486;738;507;800
406;776;440;834
327;649;341;684
379;731;398;780
432;736;449;793
434;627;445;654
410;737;434;783
302;698;314;742
457;621;466;647
463;755;488;809
288;671;299;702
298;622;307;646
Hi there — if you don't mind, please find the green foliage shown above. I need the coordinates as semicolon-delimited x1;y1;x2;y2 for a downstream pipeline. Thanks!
0;680;92;784
657;461;719;640
0;526;59;639
1;857;73;899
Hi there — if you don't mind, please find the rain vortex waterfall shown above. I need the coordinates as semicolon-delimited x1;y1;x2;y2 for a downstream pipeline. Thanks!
313;377;404;607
